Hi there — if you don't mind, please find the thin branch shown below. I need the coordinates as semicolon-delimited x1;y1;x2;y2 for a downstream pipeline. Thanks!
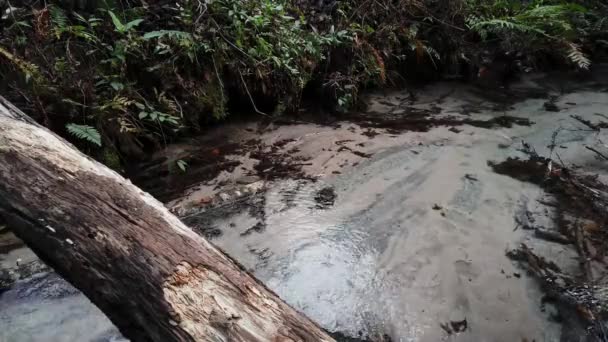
238;69;270;117
585;146;608;161
210;18;259;63
212;55;225;106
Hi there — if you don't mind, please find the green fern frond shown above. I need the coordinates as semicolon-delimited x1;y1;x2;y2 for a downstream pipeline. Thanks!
520;5;572;19
469;19;549;37
66;124;102;146
567;43;590;70
0;46;44;84
49;5;68;37
143;30;193;40
469;18;515;30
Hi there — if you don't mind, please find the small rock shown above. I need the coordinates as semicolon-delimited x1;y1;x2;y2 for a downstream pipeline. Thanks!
432;204;443;210
314;187;337;209
440;318;468;335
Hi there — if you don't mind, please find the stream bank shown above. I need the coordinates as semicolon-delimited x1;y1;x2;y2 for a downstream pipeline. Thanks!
2;68;608;341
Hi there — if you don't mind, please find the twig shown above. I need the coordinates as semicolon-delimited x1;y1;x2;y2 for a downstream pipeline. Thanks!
238;69;270;117
212;56;225;107
573;219;594;281
585;146;608;161
571;115;608;131
171;95;183;119
10;85;32;105
548;126;563;158
534;228;571;245
194;0;208;25
348;0;373;20
594;113;608;121
210;19;258;63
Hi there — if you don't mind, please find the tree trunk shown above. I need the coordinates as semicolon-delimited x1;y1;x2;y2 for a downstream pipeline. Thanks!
0;96;334;342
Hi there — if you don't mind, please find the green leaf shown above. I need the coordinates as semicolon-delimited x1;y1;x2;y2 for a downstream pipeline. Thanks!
143;30;192;40
110;81;124;91
66;123;102;146
165;117;179;125
73;12;88;24
138;111;148;119
12;21;31;28
176;159;188;172
108;10;125;33
124;19;144;31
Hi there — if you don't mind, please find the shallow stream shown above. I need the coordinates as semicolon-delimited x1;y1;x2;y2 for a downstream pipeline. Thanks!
2;71;608;341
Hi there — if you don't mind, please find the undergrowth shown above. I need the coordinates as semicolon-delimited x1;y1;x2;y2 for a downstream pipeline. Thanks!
0;0;606;167
465;0;596;69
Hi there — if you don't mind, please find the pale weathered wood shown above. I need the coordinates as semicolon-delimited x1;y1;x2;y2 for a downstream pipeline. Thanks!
0;96;334;342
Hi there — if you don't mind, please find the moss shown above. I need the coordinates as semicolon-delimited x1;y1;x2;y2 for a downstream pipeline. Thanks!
200;79;227;120
102;147;123;172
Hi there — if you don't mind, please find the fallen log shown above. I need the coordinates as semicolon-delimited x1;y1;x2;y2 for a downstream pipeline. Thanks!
0;96;334;342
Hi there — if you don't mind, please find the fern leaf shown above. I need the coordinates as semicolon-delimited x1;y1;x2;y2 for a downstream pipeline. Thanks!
567;43;590;70
66;124;102;146
49;5;68;38
49;5;68;29
470;18;550;38
143;30;193;40
124;19;144;31
469;19;515;31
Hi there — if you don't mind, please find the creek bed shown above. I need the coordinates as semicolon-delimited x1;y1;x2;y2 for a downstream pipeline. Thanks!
2;70;608;341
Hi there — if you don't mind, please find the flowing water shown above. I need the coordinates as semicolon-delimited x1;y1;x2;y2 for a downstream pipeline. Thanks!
2;71;608;341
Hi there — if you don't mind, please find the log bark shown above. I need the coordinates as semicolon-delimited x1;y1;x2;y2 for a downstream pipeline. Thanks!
0;96;334;342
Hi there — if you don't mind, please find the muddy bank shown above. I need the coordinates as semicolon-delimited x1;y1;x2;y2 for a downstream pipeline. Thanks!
131;67;608;204
3;69;608;341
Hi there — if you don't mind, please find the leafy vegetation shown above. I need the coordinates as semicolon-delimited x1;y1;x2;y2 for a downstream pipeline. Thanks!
66;123;102;146
465;0;593;69
0;0;606;166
